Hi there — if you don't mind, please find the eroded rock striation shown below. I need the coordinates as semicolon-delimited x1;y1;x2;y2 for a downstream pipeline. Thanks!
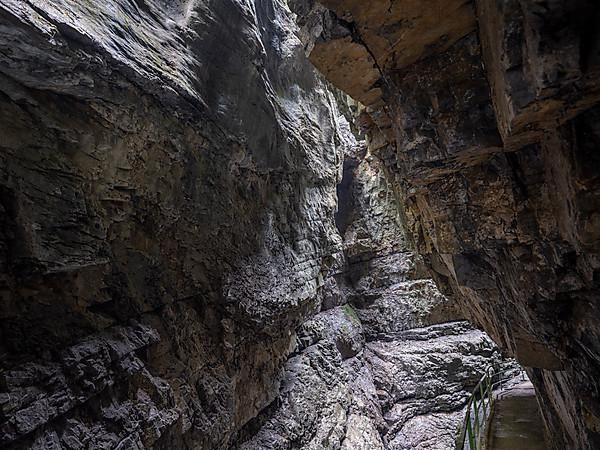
231;144;510;449
292;0;600;448
0;0;519;448
0;0;350;447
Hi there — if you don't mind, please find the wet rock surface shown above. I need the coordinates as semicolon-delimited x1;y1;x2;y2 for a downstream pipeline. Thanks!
232;145;508;449
0;0;349;447
293;1;600;448
488;382;547;450
0;1;515;449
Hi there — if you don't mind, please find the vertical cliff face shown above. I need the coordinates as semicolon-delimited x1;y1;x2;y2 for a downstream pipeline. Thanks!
0;1;351;447
292;0;600;449
0;1;533;449
231;143;509;450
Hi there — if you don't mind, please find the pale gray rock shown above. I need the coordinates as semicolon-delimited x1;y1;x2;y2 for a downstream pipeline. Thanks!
341;414;385;450
232;141;511;450
387;411;464;450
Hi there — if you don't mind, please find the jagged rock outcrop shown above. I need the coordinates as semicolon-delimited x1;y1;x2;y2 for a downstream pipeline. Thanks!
292;1;600;449
0;1;522;449
333;146;509;450
0;1;351;448
231;144;511;449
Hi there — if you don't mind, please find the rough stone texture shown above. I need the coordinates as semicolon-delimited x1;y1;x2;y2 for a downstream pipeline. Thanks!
0;1;351;448
295;1;600;449
0;1;519;449
231;144;509;449
369;323;499;450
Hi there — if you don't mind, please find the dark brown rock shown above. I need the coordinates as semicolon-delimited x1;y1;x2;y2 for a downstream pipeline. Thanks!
296;0;600;448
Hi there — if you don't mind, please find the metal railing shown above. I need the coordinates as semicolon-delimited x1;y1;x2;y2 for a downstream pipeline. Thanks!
455;366;525;450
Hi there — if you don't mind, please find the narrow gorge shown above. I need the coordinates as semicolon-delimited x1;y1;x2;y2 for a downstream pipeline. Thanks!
0;1;598;449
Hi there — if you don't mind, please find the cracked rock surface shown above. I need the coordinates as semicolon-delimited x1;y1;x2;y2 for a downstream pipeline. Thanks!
231;145;510;449
0;0;351;447
1;1;512;449
292;0;600;448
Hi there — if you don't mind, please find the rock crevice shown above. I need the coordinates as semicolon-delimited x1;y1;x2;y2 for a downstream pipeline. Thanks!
295;1;600;448
0;1;551;449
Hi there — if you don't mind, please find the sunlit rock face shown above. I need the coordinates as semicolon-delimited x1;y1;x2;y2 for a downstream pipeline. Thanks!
0;1;350;447
291;0;600;449
230;143;507;450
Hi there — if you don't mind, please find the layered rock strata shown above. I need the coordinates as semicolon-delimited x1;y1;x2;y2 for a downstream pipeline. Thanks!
0;0;350;447
0;0;519;448
292;0;600;448
232;145;509;450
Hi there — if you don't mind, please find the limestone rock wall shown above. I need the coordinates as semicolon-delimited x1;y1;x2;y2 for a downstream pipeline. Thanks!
293;1;600;448
0;1;524;449
0;1;350;448
231;144;510;450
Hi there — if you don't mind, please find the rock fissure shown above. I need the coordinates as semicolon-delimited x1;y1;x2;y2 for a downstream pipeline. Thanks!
2;0;597;449
293;0;600;448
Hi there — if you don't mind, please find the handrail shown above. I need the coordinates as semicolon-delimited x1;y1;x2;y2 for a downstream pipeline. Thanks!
455;366;525;450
